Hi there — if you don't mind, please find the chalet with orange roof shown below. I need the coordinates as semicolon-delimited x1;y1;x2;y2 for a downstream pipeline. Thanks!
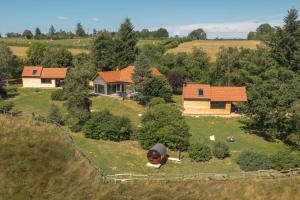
22;66;68;88
91;66;161;97
183;83;247;115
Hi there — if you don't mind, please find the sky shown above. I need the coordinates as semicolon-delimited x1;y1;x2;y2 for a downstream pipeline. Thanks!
0;0;300;39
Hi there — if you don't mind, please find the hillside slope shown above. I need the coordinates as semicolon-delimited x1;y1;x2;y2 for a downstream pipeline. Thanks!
1;115;300;200
0;115;111;200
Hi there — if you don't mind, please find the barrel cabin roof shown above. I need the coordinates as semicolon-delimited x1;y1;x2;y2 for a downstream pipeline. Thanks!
92;65;161;84
183;84;247;102
22;66;68;79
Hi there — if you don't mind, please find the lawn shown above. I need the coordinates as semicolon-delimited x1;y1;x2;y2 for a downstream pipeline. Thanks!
167;40;261;61
91;96;144;125
8;87;66;117
7;87;288;175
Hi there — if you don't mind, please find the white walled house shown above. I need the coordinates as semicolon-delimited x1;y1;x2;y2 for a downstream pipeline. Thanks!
22;66;68;88
91;66;161;97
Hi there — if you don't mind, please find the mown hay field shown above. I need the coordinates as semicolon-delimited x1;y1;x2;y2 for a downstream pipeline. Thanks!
8;46;89;58
167;40;261;60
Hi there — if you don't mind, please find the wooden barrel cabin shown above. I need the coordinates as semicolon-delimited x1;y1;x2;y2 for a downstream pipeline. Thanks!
147;143;167;164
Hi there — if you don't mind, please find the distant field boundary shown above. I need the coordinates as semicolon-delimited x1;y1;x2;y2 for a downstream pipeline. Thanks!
2;111;300;184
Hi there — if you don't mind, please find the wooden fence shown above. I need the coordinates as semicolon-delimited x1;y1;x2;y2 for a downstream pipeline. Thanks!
1;111;300;184
106;168;300;183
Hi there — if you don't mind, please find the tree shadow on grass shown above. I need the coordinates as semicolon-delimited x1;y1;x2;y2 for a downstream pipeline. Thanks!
238;118;275;142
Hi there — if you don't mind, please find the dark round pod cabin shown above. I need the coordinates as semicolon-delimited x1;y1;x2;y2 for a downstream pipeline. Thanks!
147;143;167;164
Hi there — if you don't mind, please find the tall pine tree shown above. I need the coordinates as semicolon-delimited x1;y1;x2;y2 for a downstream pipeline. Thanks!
267;9;300;73
75;23;86;37
91;31;117;71
115;18;137;68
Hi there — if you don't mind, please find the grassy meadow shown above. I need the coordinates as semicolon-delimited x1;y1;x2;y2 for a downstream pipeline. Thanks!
5;87;288;175
167;40;261;60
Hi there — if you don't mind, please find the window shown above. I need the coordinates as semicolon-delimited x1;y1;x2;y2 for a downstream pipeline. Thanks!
94;84;105;94
211;102;226;109
198;89;204;96
41;78;52;84
32;70;37;75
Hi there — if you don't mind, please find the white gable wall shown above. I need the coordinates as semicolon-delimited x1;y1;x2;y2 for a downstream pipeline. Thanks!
22;78;56;88
93;76;108;94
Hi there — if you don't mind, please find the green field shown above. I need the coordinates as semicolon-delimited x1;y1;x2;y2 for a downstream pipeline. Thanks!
0;37;161;49
6;87;288;175
0;37;93;48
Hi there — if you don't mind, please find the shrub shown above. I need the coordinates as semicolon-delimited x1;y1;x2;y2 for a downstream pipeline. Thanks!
83;110;132;141
51;89;65;101
212;141;230;159
270;151;300;170
237;149;270;171
188;143;212;162
48;104;65;125
147;97;166;107
0;101;14;113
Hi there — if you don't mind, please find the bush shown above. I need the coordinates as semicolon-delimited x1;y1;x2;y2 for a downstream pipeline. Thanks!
51;89;65;101
0;101;14;113
237;149;270;171
188;143;212;162
83;110;132;141
147;97;166;107
270;151;300;170
48;104;65;125
212;141;230;159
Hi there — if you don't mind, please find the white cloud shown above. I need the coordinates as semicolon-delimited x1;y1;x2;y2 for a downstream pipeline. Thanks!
57;16;69;20
92;17;100;22
163;20;283;39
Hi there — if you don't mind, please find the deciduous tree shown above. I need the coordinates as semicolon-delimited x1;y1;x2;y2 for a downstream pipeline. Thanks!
139;100;190;151
64;65;91;132
188;28;207;40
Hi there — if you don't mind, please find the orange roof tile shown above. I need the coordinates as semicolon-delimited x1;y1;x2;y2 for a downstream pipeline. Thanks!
22;66;43;77
183;84;247;102
41;68;68;79
22;66;68;79
92;66;161;83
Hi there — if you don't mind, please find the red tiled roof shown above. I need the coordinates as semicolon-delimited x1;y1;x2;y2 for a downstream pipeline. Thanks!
41;68;68;79
183;84;247;102
22;66;43;77
22;66;67;79
92;65;161;83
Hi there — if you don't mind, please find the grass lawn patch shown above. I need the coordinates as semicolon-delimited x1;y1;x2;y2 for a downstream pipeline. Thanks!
91;96;144;125
10;88;66;117
186;116;288;155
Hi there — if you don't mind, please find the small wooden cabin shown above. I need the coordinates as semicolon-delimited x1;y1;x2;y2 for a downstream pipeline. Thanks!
147;143;167;165
183;84;247;115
